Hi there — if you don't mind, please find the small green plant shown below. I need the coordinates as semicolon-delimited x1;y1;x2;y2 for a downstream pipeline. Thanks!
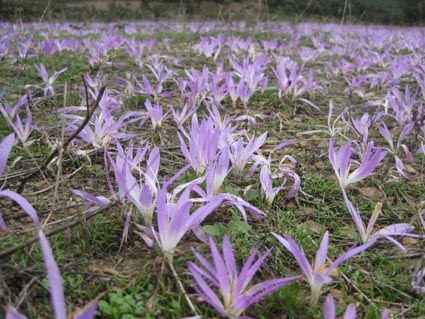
98;289;148;319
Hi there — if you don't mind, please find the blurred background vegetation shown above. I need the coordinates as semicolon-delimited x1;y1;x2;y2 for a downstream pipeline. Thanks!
0;0;424;25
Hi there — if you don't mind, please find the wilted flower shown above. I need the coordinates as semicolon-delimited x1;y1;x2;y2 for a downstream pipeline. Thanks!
272;231;373;304
342;189;419;250
34;63;67;96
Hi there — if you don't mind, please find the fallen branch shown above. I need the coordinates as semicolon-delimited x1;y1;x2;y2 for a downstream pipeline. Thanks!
17;76;105;194
0;199;119;259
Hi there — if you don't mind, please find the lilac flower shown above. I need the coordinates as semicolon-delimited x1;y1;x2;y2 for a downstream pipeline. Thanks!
342;111;383;143
379;122;414;179
34;63;67;96
64;105;141;150
272;231;374;304
230;131;267;175
231;56;269;93
0;91;29;119
209;74;228;105
272;61;321;106
191;157;265;222
0;134;39;233
386;86;418;125
83;72;108;91
116;72;137;99
211;146;231;195
299;46;318;64
328;139;387;188
188;235;300;318
171;103;197;127
134;63;174;100
237;81;254;108
110;142;160;227
14;37;35;63
227;76;240;108
178;115;222;175
342;189;420;250
2;104;36;147
184;66;210;107
5;231;97;319
257;144;301;205
144;98;169;130
260;163;299;205
413;268;425;294
136;184;223;262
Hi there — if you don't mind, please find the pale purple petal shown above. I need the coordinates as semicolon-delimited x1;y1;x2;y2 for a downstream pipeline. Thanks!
272;233;313;282
208;236;230;297
5;307;29;319
342;190;366;241
314;231;329;273
323;294;335;319
38;230;67;319
327;241;374;274
222;235;237;278
73;301;97;319
343;304;357;319
188;262;225;314
381;309;391;319
0;133;15;176
0;190;39;226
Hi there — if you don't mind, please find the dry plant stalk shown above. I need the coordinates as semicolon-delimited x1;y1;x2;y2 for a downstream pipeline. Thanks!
17;75;105;194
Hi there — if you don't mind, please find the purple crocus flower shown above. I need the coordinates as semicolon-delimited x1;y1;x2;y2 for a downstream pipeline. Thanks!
188;235;300;318
64;105;141;150
2;105;36;147
171;103;197;127
191;158;265;222
34;63;67;96
110;142;160;228
136;183;223;262
230;131;267;175
413;267;425;294
144;98;169;130
379;122;414;179
178;114;222;175
342;189;420;250
0;91;29;119
258;144;301;205
272;231;374;304
328;139;387;188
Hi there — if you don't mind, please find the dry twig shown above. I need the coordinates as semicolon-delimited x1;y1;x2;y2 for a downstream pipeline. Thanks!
17;76;105;194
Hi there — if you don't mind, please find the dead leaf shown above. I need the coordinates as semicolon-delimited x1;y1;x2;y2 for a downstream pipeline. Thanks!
358;187;384;200
299;220;322;234
386;197;394;206
299;140;308;147
317;140;328;148
402;237;418;245
404;164;416;174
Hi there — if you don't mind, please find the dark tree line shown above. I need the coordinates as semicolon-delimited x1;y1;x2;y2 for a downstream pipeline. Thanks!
1;0;424;24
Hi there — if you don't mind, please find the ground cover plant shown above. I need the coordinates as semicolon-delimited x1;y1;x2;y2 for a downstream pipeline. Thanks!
0;20;425;318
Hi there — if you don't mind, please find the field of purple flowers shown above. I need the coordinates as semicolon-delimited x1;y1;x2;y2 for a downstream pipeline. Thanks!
0;20;425;318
